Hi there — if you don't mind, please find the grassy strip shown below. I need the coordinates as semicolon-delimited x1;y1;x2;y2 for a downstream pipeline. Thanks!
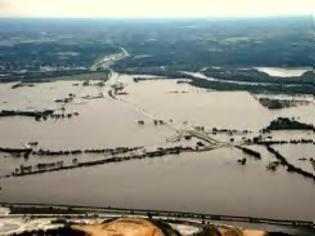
9;206;85;215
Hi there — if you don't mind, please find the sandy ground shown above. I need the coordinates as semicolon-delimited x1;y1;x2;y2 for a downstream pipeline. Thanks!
243;229;268;236
72;218;164;236
218;227;240;236
218;226;267;236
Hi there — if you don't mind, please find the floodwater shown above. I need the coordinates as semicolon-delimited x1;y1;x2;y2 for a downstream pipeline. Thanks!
183;71;275;86
0;74;314;221
274;144;315;174
0;80;174;149
119;76;315;130
0;148;314;221
255;67;312;77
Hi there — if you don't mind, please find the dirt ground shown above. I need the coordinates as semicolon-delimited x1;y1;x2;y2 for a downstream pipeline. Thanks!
218;226;267;236
72;217;267;236
72;218;164;236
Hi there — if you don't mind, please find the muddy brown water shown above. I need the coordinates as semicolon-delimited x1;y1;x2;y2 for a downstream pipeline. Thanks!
0;75;314;221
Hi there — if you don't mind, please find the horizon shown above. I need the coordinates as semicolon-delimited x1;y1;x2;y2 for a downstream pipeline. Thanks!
0;14;313;20
0;0;314;18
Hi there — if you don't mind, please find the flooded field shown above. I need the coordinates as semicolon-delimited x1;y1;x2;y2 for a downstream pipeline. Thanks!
274;144;315;174
0;73;314;221
1;149;314;220
0;80;174;149
119;75;315;129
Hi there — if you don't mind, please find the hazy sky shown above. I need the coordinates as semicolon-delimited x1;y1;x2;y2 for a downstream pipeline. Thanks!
0;0;314;18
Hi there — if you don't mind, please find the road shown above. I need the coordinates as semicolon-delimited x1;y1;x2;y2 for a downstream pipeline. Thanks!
0;203;314;228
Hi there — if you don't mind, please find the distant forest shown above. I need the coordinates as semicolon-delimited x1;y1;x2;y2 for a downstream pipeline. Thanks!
0;16;314;68
0;17;314;94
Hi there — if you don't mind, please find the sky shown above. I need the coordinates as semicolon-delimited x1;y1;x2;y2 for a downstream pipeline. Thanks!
0;0;314;18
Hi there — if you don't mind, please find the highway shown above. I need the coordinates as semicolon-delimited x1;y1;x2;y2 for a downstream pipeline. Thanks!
1;203;314;229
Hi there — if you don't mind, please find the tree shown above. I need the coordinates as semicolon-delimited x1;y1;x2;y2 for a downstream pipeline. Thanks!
72;158;78;166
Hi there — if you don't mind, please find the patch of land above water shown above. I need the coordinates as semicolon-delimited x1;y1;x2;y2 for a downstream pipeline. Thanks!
257;98;310;110
114;66;315;95
73;218;165;236
263;117;315;132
